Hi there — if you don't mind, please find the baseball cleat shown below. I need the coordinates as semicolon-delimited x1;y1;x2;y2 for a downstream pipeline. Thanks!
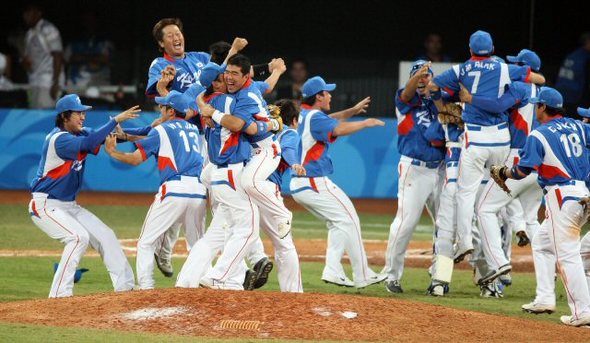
560;314;590;327
427;282;446;297
243;269;257;291
321;273;354;287
453;247;474;264
385;280;403;294
516;231;530;247
477;263;512;286
354;273;387;289
498;272;512;287
252;257;274;289
154;253;173;278
521;302;556;314
480;281;504;298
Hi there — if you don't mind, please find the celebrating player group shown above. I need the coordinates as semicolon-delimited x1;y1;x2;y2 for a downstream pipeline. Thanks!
26;19;590;328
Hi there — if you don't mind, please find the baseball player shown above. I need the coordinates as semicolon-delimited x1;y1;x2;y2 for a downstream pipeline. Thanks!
176;63;282;289
492;87;590;327
28;94;138;297
146;18;210;96
105;91;207;290
382;60;445;294
290;75;386;288
429;30;546;264
244;99;305;292
460;49;545;286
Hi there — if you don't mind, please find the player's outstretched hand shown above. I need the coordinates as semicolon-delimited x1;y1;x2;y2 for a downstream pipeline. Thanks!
114;105;141;123
458;83;472;103
292;164;306;176
352;96;371;115
105;134;117;155
196;93;215;117
363;118;385;128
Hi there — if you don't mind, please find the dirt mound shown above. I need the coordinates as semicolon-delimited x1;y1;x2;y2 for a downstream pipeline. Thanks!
0;288;588;342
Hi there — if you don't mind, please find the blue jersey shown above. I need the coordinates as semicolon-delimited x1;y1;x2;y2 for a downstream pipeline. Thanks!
204;92;252;166
471;82;540;148
433;57;531;125
269;128;300;188
146;52;210;96
424;119;463;163
135;118;204;184
518;117;590;188
30;119;117;201
395;89;445;162
296;105;339;177
184;83;207;133
231;78;272;143
555;47;590;104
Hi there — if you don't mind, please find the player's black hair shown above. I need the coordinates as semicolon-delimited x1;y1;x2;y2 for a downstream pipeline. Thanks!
275;99;299;126
227;54;251;76
544;105;565;117
55;111;73;129
209;41;231;65
152;18;183;53
301;91;323;106
173;109;186;119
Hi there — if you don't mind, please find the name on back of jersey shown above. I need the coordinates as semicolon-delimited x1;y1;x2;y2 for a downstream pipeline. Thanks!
461;61;495;75
166;120;197;131
547;121;577;133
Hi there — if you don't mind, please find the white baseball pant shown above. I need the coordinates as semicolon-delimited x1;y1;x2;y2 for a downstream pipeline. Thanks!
178;162;260;288
29;194;134;298
241;136;291;230
291;176;380;284
580;232;590;292
476;151;543;271
136;177;207;289
246;182;303;293
383;156;443;282
456;123;510;254
532;181;590;318
431;162;458;279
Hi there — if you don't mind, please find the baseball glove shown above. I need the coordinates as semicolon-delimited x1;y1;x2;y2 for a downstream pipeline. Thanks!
490;165;511;195
438;102;464;128
268;104;283;132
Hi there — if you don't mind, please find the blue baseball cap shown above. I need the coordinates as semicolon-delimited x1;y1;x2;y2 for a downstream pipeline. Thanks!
506;49;541;71
302;76;336;98
578;107;590;118
469;30;493;56
56;94;92;113
182;84;206;112
155;90;190;113
529;87;563;108
199;62;225;88
409;60;433;77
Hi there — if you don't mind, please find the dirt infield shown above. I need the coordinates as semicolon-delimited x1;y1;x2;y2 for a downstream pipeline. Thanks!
0;288;588;342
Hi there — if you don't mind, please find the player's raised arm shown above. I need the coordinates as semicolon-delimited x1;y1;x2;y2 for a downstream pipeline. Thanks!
329;96;371;121
105;135;144;165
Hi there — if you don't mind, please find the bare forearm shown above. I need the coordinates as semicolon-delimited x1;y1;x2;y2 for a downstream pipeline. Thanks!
264;70;282;93
329;108;356;121
333;121;368;137
107;150;143;165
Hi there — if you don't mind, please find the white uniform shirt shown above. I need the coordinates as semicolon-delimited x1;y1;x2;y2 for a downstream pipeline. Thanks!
24;19;65;88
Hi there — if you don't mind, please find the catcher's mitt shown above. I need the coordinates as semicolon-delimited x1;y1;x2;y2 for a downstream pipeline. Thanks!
268;104;283;132
438;102;464;128
490;165;511;195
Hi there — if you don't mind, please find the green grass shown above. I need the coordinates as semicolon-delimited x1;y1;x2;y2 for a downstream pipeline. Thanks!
0;204;433;250
0;202;573;341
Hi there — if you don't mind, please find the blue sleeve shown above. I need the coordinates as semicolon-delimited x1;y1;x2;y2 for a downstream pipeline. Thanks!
310;114;339;143
280;130;300;166
518;135;544;170
124;125;152;136
583;123;590;148
394;89;421;115
134;129;160;161
471;87;520;113
146;59;164;96
55;118;117;160
423;120;445;146
508;64;531;83
255;81;270;94
432;65;460;94
232;97;257;129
